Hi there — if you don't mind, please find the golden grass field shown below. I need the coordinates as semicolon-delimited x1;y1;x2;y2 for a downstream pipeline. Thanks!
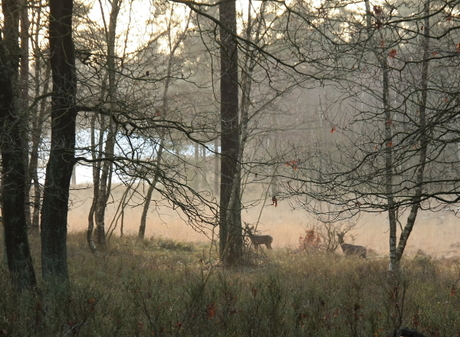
67;183;460;259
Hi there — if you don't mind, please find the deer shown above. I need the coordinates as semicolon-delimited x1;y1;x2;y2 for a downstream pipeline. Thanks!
337;232;367;258
244;223;273;250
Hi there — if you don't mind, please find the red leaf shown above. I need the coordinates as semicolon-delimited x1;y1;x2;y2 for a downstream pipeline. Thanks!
388;49;397;58
373;5;383;15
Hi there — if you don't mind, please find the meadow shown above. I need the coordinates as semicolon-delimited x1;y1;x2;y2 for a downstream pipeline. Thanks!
1;232;460;336
2;184;460;336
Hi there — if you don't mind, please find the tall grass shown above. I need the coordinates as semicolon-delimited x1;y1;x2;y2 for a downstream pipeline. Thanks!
1;233;459;336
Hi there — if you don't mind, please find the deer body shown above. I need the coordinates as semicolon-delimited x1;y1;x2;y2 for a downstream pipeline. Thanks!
245;224;273;250
337;232;367;258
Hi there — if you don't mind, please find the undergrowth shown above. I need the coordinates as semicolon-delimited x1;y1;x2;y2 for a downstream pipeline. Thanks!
1;233;460;336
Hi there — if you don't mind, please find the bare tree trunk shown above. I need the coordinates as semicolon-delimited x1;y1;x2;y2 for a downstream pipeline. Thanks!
19;0;31;228
87;201;99;256
214;137;219;196
41;0;76;283
364;0;430;271
88;114;101;254
138;142;164;240
138;13;190;240
95;0;121;248
0;0;37;290
394;0;430;265
219;0;242;266
29;2;50;232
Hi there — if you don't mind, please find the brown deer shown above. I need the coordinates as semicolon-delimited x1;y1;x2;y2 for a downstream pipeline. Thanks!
337;232;367;258
245;223;273;250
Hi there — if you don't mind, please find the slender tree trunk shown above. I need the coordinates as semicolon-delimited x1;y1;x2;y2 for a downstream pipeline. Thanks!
364;0;430;271
41;0;76;283
88;114;101;254
383;55;398;271
138;141;163;240
394;0;430;265
93;0;120;248
138;15;190;239
19;0;31;228
29;3;50;232
219;0;242;266
0;0;37;290
214;137;219;196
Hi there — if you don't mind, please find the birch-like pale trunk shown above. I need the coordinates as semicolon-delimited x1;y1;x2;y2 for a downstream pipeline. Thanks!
394;0;430;266
364;0;430;271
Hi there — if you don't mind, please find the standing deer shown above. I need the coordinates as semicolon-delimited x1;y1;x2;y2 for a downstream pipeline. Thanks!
337;232;367;258
245;223;273;250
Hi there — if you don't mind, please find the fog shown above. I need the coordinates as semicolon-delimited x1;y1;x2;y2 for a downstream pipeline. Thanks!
68;184;460;259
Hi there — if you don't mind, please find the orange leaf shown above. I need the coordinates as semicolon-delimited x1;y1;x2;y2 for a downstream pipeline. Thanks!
387;141;393;147
330;126;337;133
207;303;217;319
456;43;460;52
285;160;299;170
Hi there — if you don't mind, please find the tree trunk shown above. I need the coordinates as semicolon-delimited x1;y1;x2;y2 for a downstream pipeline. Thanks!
93;0;121;248
138;17;189;240
393;0;430;267
138;141;164;240
29;60;51;232
219;0;242;266
19;0;31;228
88;114;101;254
0;0;37;289
29;4;51;232
40;0;76;283
364;0;430;271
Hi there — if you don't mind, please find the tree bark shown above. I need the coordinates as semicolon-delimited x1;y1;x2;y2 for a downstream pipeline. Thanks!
0;0;37;289
40;0;76;283
92;0;121;249
19;0;31;228
29;3;51;232
219;0;242;266
394;0;430;267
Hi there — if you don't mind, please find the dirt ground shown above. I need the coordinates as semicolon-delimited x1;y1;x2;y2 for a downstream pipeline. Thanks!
68;184;460;259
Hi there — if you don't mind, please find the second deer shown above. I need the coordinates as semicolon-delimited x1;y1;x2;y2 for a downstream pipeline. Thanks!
337;232;367;258
245;223;273;250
